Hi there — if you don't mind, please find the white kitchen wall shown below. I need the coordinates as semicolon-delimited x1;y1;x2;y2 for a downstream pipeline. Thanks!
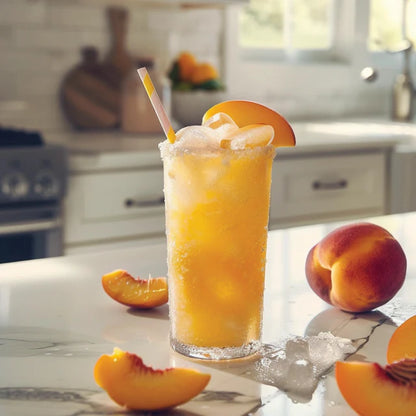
0;0;223;136
0;0;410;142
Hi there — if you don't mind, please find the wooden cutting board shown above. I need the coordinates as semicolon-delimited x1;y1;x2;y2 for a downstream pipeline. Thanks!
60;7;133;130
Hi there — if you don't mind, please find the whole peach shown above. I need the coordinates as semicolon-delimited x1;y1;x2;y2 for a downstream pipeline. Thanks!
305;222;407;312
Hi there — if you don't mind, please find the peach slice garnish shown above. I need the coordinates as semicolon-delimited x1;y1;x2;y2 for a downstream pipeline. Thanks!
94;348;211;410
387;315;416;363
335;360;416;416
102;269;168;309
202;100;295;148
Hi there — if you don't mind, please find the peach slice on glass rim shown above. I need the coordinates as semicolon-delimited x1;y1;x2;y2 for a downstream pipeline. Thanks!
387;315;416;363
102;269;168;309
94;348;211;411
202;100;295;148
335;360;416;416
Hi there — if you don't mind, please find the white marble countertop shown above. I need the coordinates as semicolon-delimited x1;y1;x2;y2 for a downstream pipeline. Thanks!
43;118;416;172
0;212;415;415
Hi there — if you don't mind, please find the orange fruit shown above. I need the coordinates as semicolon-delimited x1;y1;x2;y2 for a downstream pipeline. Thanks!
202;100;296;148
177;52;197;82
190;62;218;85
94;348;210;410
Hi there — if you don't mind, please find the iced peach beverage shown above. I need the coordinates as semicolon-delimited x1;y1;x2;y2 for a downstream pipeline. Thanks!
160;101;295;360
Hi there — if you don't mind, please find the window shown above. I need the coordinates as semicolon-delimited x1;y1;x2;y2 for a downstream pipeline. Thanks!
239;0;334;53
369;0;416;51
223;1;410;101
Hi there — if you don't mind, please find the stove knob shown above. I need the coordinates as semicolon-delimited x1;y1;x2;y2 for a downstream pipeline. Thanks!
34;170;59;198
1;171;29;199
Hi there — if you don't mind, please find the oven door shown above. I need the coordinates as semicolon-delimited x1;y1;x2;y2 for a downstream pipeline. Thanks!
0;213;63;264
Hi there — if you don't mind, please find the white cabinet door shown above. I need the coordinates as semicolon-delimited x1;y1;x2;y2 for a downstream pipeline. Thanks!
270;152;386;225
64;168;165;247
390;149;416;214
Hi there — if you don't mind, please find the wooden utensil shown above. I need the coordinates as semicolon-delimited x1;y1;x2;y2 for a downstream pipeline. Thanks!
60;7;134;130
102;7;133;85
60;47;121;129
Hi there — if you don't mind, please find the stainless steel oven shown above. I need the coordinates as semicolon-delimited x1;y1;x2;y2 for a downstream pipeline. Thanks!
0;139;67;264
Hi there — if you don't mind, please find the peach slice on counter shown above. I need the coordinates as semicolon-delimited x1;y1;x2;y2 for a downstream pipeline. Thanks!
335;360;416;416
202;100;296;148
94;348;211;410
305;222;407;312
102;269;168;309
387;315;416;363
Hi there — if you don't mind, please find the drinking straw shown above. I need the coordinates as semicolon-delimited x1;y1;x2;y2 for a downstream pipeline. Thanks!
137;67;176;144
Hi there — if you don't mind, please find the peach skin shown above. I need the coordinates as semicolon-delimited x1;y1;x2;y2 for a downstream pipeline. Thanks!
305;222;407;312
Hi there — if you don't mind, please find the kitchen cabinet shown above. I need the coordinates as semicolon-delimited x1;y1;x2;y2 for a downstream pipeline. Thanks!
63;152;166;255
63;135;393;254
270;150;386;228
390;146;416;214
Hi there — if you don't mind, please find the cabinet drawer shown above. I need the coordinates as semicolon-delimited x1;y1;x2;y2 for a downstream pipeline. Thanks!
64;168;165;244
270;152;386;223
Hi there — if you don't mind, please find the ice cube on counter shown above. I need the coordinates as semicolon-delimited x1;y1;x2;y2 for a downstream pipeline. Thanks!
255;332;357;403
285;337;310;361
308;332;356;374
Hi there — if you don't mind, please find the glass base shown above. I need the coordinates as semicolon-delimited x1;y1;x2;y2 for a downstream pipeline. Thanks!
170;338;261;360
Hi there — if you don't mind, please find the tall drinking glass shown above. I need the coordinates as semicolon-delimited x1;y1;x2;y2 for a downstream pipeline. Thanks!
160;142;275;360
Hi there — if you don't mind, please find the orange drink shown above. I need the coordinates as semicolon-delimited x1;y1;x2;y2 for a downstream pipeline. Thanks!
161;144;274;359
160;101;295;360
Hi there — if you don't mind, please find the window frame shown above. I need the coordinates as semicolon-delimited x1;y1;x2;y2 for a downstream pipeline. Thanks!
222;0;407;97
234;0;355;64
238;0;339;63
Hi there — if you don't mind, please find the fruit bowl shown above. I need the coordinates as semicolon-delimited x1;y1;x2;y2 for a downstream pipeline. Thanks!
171;90;228;126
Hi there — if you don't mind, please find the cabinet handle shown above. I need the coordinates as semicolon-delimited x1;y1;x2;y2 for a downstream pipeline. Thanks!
124;196;165;208
312;179;348;190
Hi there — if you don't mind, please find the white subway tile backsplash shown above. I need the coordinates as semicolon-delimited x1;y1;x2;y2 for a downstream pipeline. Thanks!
0;96;70;131
175;32;221;59
0;72;17;100
0;25;13;48
47;50;81;73
14;26;109;51
145;9;182;32
0;49;53;72
177;8;223;33
129;8;155;30
0;0;224;132
146;8;223;34
47;3;107;29
16;72;62;98
0;0;46;25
